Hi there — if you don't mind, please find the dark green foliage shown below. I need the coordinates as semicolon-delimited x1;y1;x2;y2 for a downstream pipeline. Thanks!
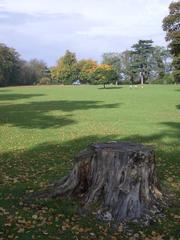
163;1;180;83
152;46;171;79
20;59;49;85
0;41;174;87
120;50;137;83
131;40;154;83
0;43;50;86
172;56;180;82
151;74;175;84
102;53;122;80
104;45;172;84
0;43;21;86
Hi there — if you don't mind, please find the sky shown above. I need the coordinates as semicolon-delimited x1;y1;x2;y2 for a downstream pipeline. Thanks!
0;0;172;66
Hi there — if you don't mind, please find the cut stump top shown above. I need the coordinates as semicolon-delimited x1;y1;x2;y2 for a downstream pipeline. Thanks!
75;141;153;162
91;141;152;152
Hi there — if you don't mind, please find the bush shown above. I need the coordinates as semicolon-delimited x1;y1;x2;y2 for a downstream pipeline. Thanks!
173;70;180;83
163;74;175;84
151;74;175;84
39;77;51;85
120;79;131;85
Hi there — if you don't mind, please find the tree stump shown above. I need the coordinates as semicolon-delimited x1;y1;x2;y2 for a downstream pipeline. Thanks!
33;142;163;222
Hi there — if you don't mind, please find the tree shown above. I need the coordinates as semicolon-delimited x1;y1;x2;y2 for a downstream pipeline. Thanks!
151;46;172;80
119;46;172;84
131;40;154;84
163;1;180;83
0;42;49;86
91;64;118;88
102;53;122;81
78;59;97;83
18;60;33;85
29;59;48;84
19;59;48;85
50;67;59;84
53;50;79;84
0;43;21;86
120;50;146;84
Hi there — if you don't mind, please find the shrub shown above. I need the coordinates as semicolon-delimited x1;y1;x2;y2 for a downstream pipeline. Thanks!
39;77;51;85
151;74;175;84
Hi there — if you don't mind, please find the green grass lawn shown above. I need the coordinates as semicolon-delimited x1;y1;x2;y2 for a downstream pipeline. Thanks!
0;85;179;239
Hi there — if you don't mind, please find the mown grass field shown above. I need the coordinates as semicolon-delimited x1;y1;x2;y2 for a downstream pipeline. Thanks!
0;85;179;240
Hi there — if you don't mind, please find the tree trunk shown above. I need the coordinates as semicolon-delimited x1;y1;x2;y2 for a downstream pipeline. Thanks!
32;142;163;223
140;71;144;86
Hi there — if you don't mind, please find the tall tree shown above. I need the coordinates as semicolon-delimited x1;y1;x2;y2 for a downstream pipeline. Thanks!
78;59;97;83
0;43;21;86
131;40;154;84
102;53;122;81
19;59;48;85
151;46;172;79
163;1;180;83
119;50;136;83
53;50;79;84
28;59;48;84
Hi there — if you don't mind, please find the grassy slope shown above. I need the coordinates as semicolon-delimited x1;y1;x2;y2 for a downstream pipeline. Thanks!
0;85;179;239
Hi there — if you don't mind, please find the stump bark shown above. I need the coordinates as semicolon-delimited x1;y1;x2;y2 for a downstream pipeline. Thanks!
34;142;163;222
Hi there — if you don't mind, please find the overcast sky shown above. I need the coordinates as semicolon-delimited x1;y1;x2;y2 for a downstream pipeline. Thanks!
0;0;172;65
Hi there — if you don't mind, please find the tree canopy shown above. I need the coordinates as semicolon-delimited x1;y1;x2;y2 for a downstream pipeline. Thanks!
90;64;118;87
0;43;21;86
0;43;49;86
0;41;173;87
130;40;154;83
163;1;180;83
102;53;122;81
52;50;79;84
77;59;97;83
102;42;171;84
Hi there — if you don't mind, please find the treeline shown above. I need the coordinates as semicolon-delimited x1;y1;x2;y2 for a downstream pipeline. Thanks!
51;40;174;85
0;43;50;87
0;40;174;87
102;40;173;84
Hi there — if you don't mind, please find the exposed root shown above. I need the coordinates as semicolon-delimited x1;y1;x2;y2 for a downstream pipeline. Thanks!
28;142;163;223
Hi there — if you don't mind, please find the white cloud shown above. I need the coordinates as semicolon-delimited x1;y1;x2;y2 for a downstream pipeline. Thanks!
0;0;172;64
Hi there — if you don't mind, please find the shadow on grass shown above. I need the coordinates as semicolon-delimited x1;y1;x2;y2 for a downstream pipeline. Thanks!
0;100;120;129
0;122;179;239
98;86;123;90
0;121;179;186
0;93;45;101
0;135;117;189
176;104;180;110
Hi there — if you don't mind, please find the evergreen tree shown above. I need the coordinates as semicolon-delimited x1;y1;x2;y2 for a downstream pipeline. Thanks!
131;40;154;83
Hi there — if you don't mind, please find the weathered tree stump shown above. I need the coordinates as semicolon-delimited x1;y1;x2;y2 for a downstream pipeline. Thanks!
33;142;163;222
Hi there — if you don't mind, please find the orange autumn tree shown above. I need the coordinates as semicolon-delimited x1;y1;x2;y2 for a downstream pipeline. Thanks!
78;59;97;83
